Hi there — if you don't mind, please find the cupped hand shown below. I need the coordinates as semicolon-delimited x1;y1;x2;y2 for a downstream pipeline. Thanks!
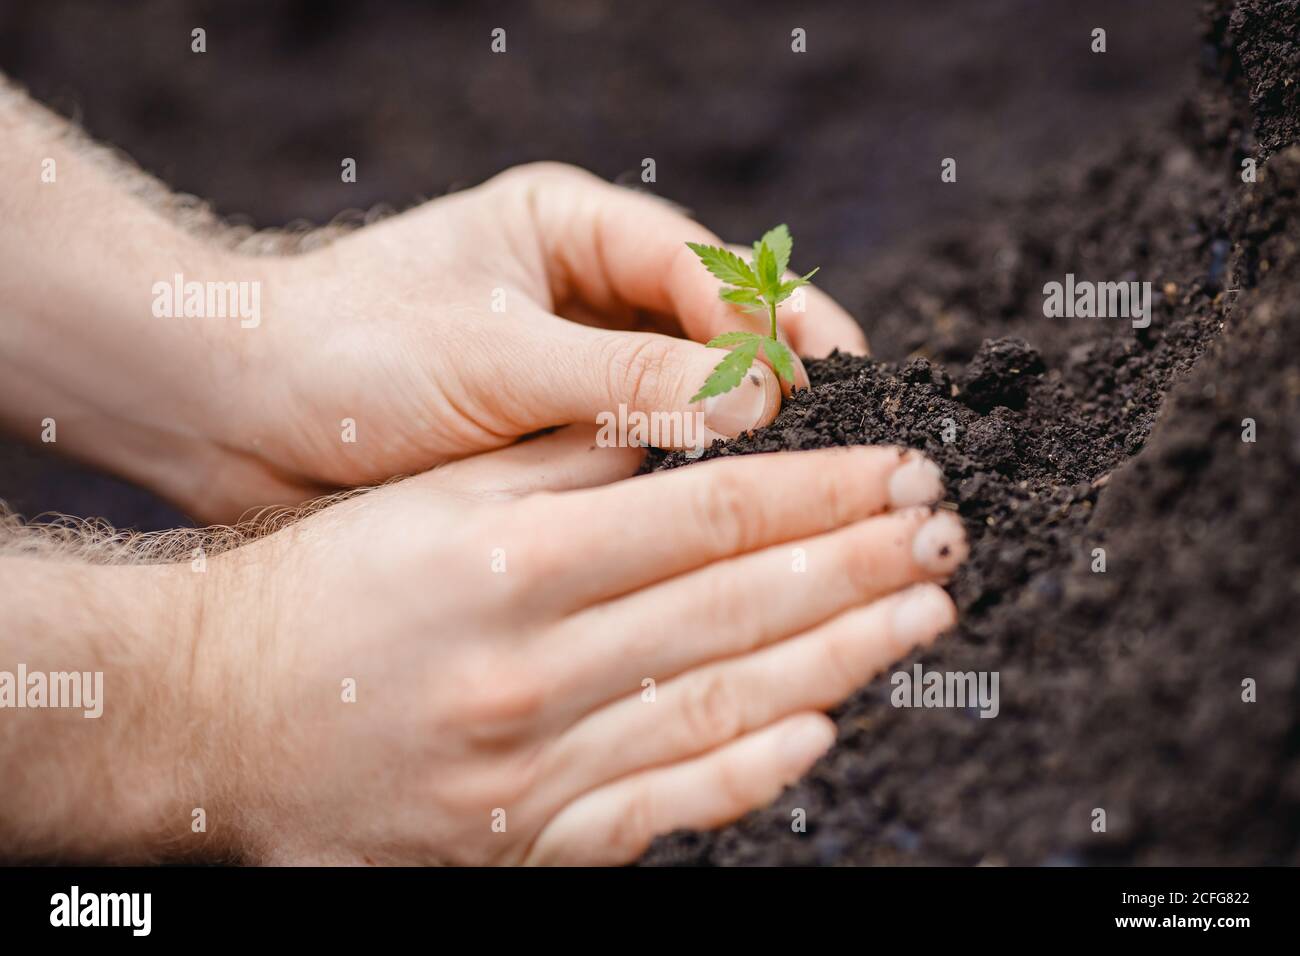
199;163;867;521
199;434;964;865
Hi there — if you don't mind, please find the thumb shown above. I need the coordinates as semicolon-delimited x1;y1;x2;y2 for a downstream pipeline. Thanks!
537;324;783;450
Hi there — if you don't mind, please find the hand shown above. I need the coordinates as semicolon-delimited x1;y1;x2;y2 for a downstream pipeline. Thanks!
198;163;868;520
1;89;868;523
197;436;964;865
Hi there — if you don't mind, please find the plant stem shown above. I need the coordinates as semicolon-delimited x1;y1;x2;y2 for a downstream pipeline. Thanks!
768;300;778;340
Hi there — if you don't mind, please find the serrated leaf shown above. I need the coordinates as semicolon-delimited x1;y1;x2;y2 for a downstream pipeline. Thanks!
690;338;761;402
773;280;803;305
719;287;763;308
705;330;762;349
721;291;767;314
761;337;796;385
773;267;820;304
685;242;758;288
760;224;792;276
753;242;781;300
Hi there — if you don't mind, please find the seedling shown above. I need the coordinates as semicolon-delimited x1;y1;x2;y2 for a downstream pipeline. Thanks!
686;224;818;401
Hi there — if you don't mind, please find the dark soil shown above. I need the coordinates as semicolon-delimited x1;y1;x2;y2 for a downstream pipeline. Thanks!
641;0;1300;865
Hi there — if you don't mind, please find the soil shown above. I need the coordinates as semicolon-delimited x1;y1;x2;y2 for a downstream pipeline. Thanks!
640;0;1300;865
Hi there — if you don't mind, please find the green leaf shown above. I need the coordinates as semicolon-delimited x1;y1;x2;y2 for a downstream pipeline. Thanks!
685;243;758;288
761;337;796;385
753;243;781;300
705;330;762;349
759;224;792;276
773;280;802;305
773;268;820;305
690;338;761;402
719;287;763;310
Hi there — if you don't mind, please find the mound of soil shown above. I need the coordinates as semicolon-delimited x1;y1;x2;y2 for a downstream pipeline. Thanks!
641;0;1300;865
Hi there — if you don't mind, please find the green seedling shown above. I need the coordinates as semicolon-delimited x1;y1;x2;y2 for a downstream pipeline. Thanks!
686;224;818;402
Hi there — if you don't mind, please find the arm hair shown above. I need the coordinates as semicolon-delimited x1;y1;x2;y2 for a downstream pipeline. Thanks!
0;487;378;565
0;70;390;256
0;73;409;561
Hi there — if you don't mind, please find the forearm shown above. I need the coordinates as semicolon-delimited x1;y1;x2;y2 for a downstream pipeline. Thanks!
0;552;225;861
0;77;273;503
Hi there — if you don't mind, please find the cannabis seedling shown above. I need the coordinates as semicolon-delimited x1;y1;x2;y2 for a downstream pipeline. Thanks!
686;224;818;402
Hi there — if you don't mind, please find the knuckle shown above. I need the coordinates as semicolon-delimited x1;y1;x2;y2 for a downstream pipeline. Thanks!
602;335;683;410
491;746;548;811
523;160;592;181
495;161;594;193
879;627;915;665
842;518;912;591
871;612;911;665
679;672;743;745
844;539;886;591
712;755;753;812
455;651;548;729
817;462;854;527
694;469;761;554
820;632;863;696
606;790;657;859
493;495;568;590
686;572;763;654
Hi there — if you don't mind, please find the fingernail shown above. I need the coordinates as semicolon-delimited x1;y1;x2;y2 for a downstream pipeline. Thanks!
912;511;968;575
703;368;776;436
888;452;944;508
892;583;957;646
790;350;810;391
781;718;836;769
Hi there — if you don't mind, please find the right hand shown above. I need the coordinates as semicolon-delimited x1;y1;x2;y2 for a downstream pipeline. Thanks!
197;430;966;865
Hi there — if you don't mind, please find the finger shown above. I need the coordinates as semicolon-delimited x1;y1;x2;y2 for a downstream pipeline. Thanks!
778;284;870;359
525;713;835;865
408;424;645;499
552;507;967;712
511;164;869;364
512;317;783;446
557;281;819;393
501;445;946;612
545;585;954;796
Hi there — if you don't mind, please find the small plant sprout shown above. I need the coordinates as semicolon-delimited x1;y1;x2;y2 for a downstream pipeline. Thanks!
686;224;818;402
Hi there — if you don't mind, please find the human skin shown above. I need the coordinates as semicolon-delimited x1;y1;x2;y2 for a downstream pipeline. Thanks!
0;79;967;863
0;436;966;864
